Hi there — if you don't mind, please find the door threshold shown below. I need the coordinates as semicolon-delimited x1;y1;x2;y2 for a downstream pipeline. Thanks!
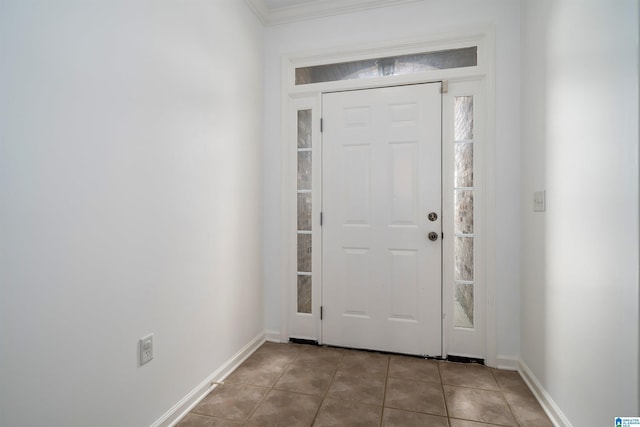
288;340;484;365
297;342;443;360
446;355;485;365
289;338;319;346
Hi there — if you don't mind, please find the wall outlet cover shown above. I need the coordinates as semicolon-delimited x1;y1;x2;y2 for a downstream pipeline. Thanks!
140;334;153;366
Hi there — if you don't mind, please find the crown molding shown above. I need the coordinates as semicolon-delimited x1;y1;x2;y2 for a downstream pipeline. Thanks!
245;0;424;26
245;0;270;25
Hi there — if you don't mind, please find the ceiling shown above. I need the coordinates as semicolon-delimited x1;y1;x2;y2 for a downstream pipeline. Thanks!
246;0;423;26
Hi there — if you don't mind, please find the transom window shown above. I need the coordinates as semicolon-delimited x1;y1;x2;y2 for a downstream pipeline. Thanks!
295;46;477;85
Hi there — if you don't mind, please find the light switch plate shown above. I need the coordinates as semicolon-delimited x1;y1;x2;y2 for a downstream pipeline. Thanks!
533;190;546;212
140;334;153;366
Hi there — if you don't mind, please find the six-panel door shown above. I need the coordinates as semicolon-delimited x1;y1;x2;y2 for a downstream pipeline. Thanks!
322;83;442;356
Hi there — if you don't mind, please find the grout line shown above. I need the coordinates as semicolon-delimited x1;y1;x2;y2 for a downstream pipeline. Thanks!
185;412;247;423
309;348;345;426
438;361;451;424
379;355;391;427
440;383;504;392
449;416;513;427
185;343;546;427
240;387;270;425
488;368;521;427
239;343;302;426
319;395;385;409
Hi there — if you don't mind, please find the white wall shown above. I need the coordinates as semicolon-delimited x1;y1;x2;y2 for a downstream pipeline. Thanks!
520;0;639;425
262;0;522;359
0;2;264;426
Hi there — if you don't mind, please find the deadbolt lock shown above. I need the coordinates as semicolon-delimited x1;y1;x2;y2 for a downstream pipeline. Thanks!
428;232;439;241
428;212;438;222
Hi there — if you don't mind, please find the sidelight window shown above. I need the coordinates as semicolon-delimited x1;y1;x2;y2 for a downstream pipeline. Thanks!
453;96;475;329
296;109;313;314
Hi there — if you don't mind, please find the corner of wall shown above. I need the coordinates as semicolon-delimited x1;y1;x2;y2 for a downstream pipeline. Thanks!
518;360;573;427
154;333;266;427
265;329;282;343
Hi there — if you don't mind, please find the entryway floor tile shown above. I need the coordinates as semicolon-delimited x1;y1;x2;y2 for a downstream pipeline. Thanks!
180;343;553;426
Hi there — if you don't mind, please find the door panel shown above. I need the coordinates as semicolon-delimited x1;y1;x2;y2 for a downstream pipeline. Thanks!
322;83;442;356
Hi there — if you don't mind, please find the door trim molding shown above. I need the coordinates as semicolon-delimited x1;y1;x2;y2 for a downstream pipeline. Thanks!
280;28;497;366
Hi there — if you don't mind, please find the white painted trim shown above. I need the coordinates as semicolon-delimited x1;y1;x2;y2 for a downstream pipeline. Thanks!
286;96;323;342
279;55;292;345
152;332;265;427
495;355;519;371
285;30;490;97
442;80;488;361
482;29;497;369
282;28;496;363
244;0;269;25
245;0;423;26
286;30;485;65
519;360;573;427
265;329;282;342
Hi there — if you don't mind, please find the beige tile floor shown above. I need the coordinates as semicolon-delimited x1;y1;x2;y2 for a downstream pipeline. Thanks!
178;342;553;427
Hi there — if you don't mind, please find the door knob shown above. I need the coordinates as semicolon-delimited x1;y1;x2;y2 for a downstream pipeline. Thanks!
428;232;439;241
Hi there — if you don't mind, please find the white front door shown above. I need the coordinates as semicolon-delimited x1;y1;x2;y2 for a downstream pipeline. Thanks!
322;83;442;356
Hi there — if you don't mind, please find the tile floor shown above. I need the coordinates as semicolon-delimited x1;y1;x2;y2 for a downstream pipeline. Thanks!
178;342;553;427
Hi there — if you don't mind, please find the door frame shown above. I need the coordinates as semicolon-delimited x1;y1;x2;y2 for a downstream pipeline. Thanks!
280;28;497;366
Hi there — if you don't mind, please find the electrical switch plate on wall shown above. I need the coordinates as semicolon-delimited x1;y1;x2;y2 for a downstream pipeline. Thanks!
140;334;153;366
533;190;546;212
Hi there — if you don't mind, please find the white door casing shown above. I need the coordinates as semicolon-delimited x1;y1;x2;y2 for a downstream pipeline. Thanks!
321;83;442;356
282;30;495;365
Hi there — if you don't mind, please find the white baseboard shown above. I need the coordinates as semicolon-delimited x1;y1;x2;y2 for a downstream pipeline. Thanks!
518;360;573;427
265;329;281;342
151;332;266;427
495;355;520;371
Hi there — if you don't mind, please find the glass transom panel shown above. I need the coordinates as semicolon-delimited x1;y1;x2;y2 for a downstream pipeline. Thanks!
296;47;477;85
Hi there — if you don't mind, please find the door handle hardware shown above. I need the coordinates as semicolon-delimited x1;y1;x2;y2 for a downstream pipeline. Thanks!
428;232;439;241
428;212;438;222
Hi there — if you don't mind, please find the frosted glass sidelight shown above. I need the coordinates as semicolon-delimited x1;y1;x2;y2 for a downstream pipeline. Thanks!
296;109;313;313
297;233;312;273
455;190;474;234
455;237;473;281
452;96;475;328
454;96;473;141
297;151;312;190
297;193;312;231
296;47;477;85
454;283;474;328
454;190;473;234
297;275;312;314
298;110;312;148
454;143;473;188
